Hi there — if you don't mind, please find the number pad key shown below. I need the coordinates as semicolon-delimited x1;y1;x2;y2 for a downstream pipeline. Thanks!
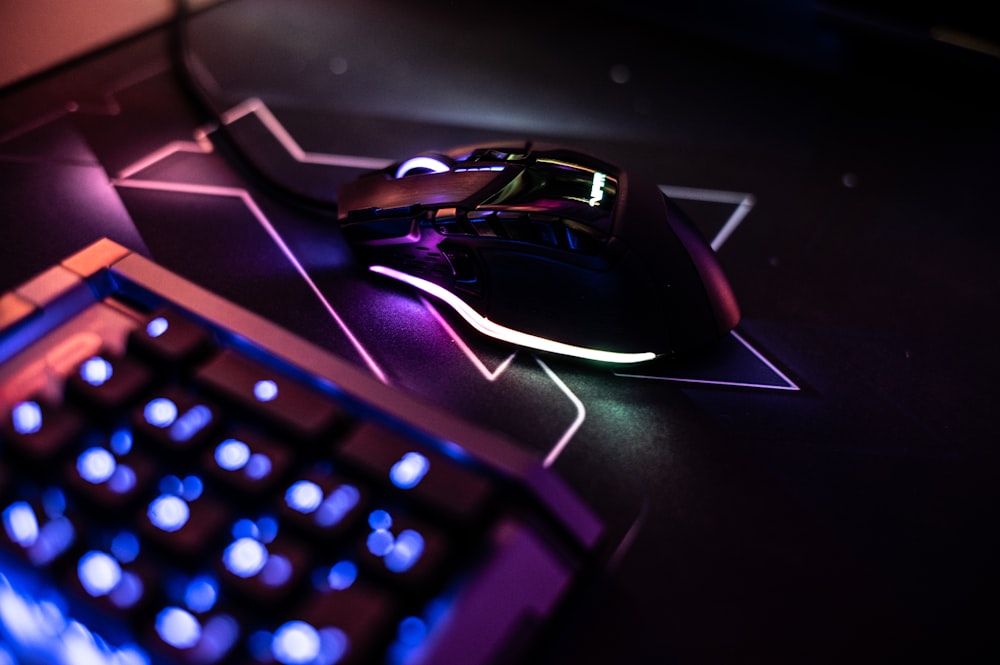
132;386;221;454
280;467;369;540
140;477;229;560
64;430;156;510
357;507;448;591
216;518;311;604
338;422;494;526
202;426;294;497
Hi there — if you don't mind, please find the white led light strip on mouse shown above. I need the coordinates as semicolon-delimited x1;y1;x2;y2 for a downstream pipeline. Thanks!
369;265;657;364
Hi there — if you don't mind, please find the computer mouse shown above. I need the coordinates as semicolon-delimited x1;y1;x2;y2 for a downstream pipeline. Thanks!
336;141;740;364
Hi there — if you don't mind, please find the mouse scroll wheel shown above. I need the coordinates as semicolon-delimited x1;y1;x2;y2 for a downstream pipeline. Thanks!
394;155;452;178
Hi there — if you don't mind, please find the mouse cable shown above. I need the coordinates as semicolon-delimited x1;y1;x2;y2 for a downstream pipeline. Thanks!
169;0;344;217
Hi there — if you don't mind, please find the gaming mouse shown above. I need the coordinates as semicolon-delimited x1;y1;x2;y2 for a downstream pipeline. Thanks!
336;141;740;364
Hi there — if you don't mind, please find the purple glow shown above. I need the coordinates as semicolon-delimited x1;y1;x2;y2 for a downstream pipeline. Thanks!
395;156;450;179
369;265;656;364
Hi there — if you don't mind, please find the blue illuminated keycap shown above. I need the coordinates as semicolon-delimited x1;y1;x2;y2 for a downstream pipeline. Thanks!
269;574;395;665
132;386;220;452
2;397;83;462
64;431;155;509
140;479;229;558
337;422;494;526
280;469;367;539
217;522;310;603
356;508;447;588
202;427;292;494
70;547;153;616
0;493;78;567
128;308;215;366
195;349;344;440
150;605;239;664
66;351;152;412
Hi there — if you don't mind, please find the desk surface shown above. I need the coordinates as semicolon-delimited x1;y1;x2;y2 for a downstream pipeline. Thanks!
2;1;999;662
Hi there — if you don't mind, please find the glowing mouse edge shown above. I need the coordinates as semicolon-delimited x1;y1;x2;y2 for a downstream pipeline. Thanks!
370;265;658;364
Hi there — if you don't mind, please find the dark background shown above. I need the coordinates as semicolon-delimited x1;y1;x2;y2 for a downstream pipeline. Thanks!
2;1;999;662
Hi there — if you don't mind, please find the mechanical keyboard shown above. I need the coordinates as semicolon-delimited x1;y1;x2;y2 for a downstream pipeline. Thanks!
0;239;603;665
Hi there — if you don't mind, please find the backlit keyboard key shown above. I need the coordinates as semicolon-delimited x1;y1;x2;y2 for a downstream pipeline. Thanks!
64;431;157;510
338;422;495;526
216;519;311;604
128;308;215;367
140;477;229;559
0;489;79;567
146;605;240;665
280;467;369;540
132;386;221;453
357;507;449;591
202;426;294;497
67;546;158;618
261;580;396;665
66;351;154;413
2;397;83;464
195;349;345;440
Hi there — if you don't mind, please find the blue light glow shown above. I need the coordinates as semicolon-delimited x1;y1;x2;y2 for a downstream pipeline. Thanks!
29;516;74;566
256;516;279;543
147;495;190;532
223;537;267;578
146;317;169;338
111;531;140;562
107;465;137;494
77;447;117;484
11;401;42;435
80;356;114;387
0;570;153;665
232;518;259;540
389;452;430;490
367;529;394;557
368;510;392;531
110;428;133;454
144;398;177;428
110;571;144;609
156;607;201;649
215;439;250;471
78;551;122;597
271;621;320;665
314;485;360;527
260;554;292;587
398;616;428;646
285;480;323;514
3;502;39;546
326;561;358;591
181;476;203;501
318;627;349;665
246;453;272;480
253;380;278;402
270;622;349;665
160;476;184;496
184;575;219;613
384;530;425;573
169;405;213;443
41;488;65;518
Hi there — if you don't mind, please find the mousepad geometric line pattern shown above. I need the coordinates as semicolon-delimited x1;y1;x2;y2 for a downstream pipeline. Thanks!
117;95;795;395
